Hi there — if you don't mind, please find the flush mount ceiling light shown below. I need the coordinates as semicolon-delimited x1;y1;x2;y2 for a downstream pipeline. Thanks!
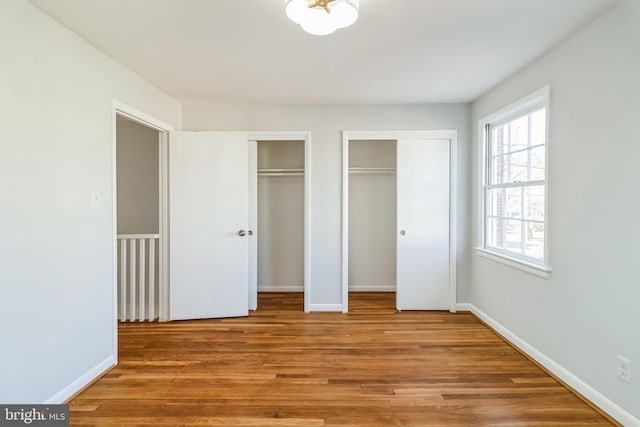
285;0;359;36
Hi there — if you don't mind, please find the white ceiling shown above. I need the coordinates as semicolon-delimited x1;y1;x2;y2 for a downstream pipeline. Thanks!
28;0;618;104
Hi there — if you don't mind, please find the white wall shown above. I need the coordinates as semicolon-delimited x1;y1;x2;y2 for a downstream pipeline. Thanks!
183;104;470;306
0;0;180;403
116;117;159;235
469;0;639;422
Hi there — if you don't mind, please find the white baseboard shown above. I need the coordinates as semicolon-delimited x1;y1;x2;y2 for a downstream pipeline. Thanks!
308;304;343;312
45;355;116;404
348;285;396;292
456;303;474;312
456;303;639;427
258;285;304;292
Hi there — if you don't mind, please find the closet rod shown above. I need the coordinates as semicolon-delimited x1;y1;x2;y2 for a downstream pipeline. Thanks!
258;168;304;173
258;168;304;177
258;172;305;176
349;167;396;175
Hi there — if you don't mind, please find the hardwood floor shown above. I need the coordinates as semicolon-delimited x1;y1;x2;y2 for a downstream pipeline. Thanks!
70;293;614;426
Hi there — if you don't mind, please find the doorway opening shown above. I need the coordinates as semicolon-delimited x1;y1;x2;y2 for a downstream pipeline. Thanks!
348;139;397;310
248;134;311;313
112;101;172;336
115;115;161;322
256;140;305;310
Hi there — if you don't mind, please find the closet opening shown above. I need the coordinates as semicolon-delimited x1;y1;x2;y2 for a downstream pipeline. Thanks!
254;140;306;311
342;130;457;313
348;140;398;309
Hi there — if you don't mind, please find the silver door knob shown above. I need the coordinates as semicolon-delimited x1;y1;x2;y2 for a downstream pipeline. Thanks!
238;229;247;237
247;230;254;236
400;229;406;236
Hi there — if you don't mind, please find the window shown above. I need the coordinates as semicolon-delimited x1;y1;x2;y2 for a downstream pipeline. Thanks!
480;87;549;272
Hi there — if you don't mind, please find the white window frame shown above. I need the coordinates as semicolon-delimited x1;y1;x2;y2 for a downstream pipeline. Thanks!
476;86;551;278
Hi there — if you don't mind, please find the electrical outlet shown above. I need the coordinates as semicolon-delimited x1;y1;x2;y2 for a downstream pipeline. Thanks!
616;355;632;384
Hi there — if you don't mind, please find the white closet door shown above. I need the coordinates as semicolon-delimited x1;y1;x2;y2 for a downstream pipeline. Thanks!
396;139;450;310
169;132;249;320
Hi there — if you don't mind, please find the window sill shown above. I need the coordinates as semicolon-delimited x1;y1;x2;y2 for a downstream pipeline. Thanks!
475;248;551;279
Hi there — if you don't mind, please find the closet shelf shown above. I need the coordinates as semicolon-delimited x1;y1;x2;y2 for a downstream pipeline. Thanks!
258;168;304;177
349;167;397;175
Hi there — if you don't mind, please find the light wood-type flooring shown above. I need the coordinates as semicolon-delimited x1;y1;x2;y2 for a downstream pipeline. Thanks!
69;293;614;426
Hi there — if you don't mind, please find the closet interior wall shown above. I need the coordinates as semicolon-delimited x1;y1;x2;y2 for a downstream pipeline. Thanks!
348;140;397;292
257;140;305;292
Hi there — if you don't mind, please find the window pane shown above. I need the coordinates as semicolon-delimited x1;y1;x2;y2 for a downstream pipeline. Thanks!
530;145;545;181
525;221;544;260
531;108;546;146
510;150;528;182
504;220;523;254
486;217;508;250
488;187;522;219
525;186;544;221
486;217;497;248
510;115;529;151
504;187;522;219
491;124;508;157
491;155;508;185
487;188;505;218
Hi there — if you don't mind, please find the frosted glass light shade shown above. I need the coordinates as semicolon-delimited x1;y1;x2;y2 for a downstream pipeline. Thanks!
285;0;359;36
